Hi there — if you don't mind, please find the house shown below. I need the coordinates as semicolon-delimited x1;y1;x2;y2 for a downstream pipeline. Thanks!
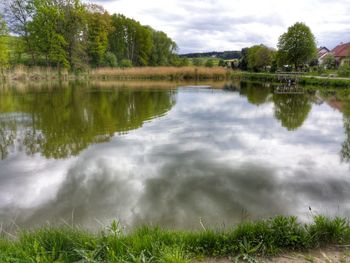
317;47;330;64
331;42;350;66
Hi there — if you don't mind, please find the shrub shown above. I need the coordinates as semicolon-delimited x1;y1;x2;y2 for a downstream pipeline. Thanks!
205;59;214;68
104;52;118;67
338;64;350;77
120;59;133;68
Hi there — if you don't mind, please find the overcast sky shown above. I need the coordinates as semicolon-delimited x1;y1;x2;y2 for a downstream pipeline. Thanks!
87;0;350;54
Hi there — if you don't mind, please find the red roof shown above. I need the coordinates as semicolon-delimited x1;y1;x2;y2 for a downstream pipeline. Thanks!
332;42;350;58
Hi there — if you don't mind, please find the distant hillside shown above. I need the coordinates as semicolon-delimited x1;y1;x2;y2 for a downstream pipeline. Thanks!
180;51;241;60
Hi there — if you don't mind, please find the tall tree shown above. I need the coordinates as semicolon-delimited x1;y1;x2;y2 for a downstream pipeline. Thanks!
247;44;275;72
109;14;153;66
59;0;88;70
86;4;111;67
277;22;317;70
28;0;69;68
4;0;37;64
149;30;177;66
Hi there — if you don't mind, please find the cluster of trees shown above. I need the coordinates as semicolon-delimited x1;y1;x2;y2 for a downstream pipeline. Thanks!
181;51;241;60
239;22;317;72
0;0;179;70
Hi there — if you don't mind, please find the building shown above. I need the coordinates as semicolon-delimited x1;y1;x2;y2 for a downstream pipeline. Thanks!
331;42;350;66
317;47;330;65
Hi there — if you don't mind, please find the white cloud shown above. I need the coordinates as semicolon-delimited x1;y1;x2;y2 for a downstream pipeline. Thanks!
84;0;350;53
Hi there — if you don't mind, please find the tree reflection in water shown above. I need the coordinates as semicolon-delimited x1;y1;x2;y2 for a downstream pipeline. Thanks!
0;84;176;159
273;93;312;131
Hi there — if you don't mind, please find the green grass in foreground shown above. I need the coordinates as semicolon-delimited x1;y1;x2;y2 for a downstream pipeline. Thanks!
0;216;350;262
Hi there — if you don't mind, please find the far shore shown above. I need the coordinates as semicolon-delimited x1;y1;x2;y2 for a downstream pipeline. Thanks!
1;66;350;88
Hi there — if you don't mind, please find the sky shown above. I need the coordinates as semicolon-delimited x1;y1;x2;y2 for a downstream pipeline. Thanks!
86;0;350;54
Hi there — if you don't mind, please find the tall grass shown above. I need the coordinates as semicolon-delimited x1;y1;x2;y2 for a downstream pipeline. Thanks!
0;66;230;83
90;67;230;81
0;216;349;262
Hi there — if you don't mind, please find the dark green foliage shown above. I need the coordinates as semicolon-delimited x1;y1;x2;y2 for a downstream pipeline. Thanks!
192;58;204;67
4;0;178;69
205;59;214;68
120;59;133;68
247;44;276;72
149;30;178;66
0;216;349;262
103;51;118;67
180;51;241;60
218;59;226;67
239;47;249;70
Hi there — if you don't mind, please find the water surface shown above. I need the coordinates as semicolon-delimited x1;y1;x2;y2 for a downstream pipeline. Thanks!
0;81;350;230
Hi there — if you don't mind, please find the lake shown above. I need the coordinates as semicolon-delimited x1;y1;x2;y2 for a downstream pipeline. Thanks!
0;81;350;231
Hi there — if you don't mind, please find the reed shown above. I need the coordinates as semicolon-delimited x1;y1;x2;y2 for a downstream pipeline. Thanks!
89;66;230;81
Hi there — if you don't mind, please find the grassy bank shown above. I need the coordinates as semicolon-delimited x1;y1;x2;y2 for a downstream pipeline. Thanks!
231;71;350;88
0;216;349;262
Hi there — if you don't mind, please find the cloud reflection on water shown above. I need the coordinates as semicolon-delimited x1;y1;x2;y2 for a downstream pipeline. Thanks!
0;87;349;230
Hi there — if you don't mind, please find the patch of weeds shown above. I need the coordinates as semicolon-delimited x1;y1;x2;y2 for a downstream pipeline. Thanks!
158;246;191;263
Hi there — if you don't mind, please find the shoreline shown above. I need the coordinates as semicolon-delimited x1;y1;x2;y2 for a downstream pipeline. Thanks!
1;215;349;262
2;67;350;89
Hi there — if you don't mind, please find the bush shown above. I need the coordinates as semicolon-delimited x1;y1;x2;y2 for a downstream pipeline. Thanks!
178;58;190;67
120;59;133;68
104;52;118;67
338;64;350;77
205;59;214;68
192;58;204;66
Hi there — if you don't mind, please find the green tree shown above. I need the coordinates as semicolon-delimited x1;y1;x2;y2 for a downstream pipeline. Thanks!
0;16;9;71
60;0;88;70
149;30;177;66
86;5;111;67
247;44;275;72
28;0;69;68
109;14;153;66
4;0;37;64
277;22;317;70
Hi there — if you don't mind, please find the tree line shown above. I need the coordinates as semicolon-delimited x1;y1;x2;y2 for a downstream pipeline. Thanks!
238;22;317;72
0;0;181;70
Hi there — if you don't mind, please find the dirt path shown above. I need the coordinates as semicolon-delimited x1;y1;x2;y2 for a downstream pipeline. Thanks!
200;246;350;262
